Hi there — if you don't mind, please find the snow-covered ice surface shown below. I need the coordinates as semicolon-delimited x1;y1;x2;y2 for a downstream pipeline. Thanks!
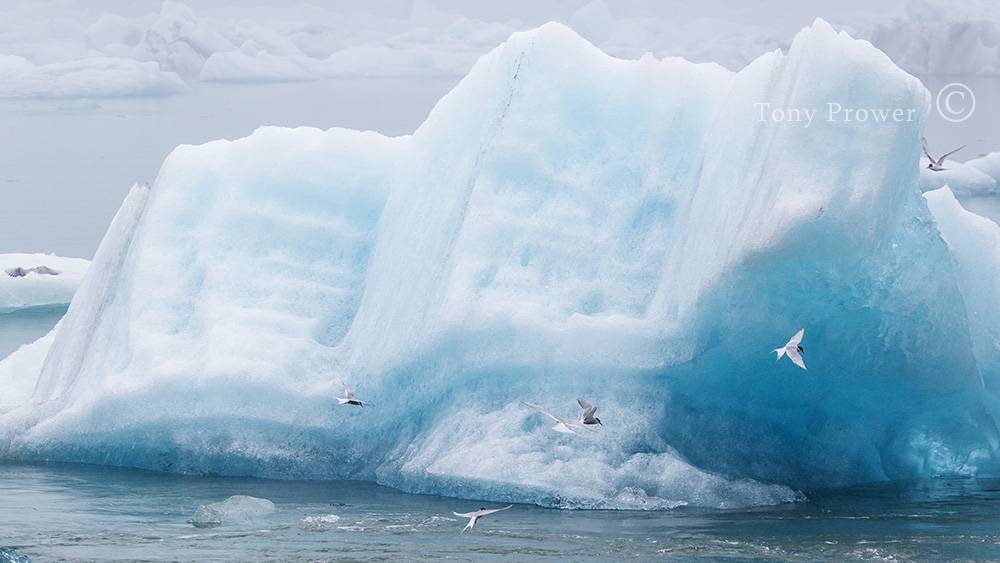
2;20;1000;511
0;254;89;313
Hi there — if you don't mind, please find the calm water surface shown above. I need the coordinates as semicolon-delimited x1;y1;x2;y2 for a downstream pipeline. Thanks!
0;305;65;359
1;461;998;562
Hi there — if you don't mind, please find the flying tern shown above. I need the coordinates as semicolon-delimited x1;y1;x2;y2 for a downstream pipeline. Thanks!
452;505;513;533
336;379;371;407
922;137;965;171
773;328;807;370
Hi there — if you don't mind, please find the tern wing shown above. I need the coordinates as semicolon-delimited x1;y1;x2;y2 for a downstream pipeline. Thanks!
921;137;934;161
553;422;577;434
940;144;966;163
577;398;593;411
522;401;561;423
31;266;59;275
787;328;804;346
478;505;513;517
336;378;353;398
453;511;475;518
786;347;807;370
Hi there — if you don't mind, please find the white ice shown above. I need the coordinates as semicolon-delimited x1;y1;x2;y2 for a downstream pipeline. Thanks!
189;495;276;528
0;254;89;313
1;19;998;510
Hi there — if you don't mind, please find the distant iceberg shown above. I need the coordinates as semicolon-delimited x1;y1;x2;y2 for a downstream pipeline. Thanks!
4;0;1000;99
0;253;89;313
1;21;999;510
864;0;1000;76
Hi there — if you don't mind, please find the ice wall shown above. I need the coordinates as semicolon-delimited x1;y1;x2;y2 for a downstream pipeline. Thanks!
2;21;999;509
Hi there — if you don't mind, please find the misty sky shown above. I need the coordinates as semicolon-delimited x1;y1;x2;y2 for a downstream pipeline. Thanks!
1;0;996;258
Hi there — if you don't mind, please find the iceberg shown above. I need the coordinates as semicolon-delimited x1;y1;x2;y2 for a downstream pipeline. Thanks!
1;20;999;509
0;325;59;412
864;0;1000;76
0;254;89;314
920;153;1000;224
0;54;185;99
925;187;1000;394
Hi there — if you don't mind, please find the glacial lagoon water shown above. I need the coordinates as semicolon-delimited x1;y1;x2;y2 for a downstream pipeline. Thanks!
1;461;999;562
0;305;65;360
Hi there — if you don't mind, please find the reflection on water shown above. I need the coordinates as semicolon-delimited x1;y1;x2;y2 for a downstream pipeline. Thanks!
1;461;998;561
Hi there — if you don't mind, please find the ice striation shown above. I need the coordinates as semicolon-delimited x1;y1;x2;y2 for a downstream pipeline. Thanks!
1;21;999;510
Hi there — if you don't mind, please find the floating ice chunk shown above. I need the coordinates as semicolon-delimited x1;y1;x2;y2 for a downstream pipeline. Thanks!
0;54;184;99
300;514;341;531
968;153;1000;183
189;495;276;528
920;154;1000;225
132;1;234;76
0;254;89;313
919;160;998;197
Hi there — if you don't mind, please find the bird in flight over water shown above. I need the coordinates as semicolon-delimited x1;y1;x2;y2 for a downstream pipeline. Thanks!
774;328;807;370
453;504;513;532
922;137;965;171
